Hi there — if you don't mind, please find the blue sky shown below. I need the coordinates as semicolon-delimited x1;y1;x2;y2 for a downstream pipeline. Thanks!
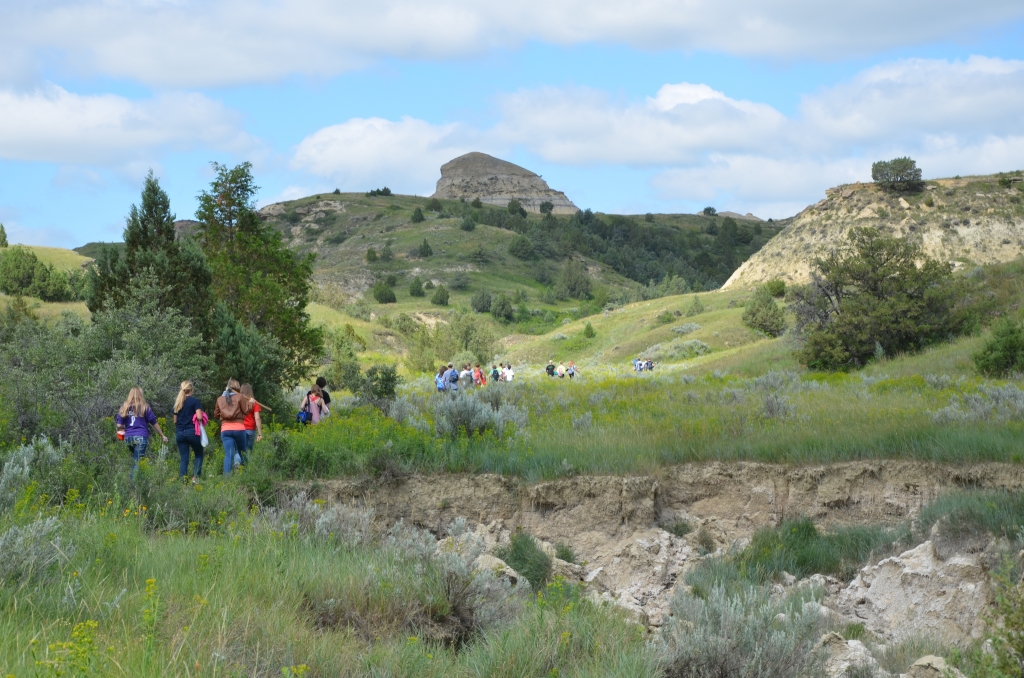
1;1;1023;247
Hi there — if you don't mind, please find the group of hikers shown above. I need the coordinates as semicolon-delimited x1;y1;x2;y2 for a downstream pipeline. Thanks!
545;361;577;379
434;362;516;392
115;376;333;482
633;357;656;372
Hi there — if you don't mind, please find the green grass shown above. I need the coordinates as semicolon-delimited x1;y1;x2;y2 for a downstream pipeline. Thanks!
0;294;90;321
0;490;655;677
23;245;94;271
494;531;553;592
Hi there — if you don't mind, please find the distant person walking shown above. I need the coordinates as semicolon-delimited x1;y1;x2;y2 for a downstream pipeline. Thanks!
490;364;501;382
443;363;460;393
240;383;263;456
435;366;448;393
472;364;486;386
215;378;252;475
546;360;556;377
299;384;328;424
172;381;204;482
557;362;566;378
315;376;332;408
116;387;167;479
567;361;577;379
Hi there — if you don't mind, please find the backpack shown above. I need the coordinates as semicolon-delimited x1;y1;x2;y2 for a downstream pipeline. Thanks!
491;368;500;380
435;374;446;390
296;396;312;424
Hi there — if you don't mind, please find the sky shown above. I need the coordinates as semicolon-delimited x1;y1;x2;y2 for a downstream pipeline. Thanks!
1;1;1023;248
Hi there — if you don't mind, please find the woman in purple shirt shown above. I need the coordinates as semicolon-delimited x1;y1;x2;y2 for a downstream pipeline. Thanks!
115;387;167;479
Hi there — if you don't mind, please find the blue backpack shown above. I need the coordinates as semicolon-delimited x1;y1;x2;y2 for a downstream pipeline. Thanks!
435;374;446;390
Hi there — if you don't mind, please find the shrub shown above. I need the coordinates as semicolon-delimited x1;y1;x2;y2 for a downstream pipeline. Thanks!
765;279;786;298
366;247;378;262
973;317;1024;376
408;277;425;297
538;201;554;215
508;235;536;260
450;272;470;290
380;244;394;261
507;199;527;218
491;294;514;322
471;197;483;208
673;323;701;336
366;187;392;197
554;259;591;300
583;322;596;338
431;285;450;306
641;339;711;361
460;217;476;232
702;206;718;216
555;543;576;563
426;198;442;212
424;280;435;290
871;157;924;192
384;274;397;287
411;207;425;223
0;517;74;586
664;519;692;538
685;296;705;317
418;238;433;257
471;289;492;313
743;287;787;337
645;212;655;222
660;585;825;678
793;228;973;370
495;531;552;591
373;282;396;304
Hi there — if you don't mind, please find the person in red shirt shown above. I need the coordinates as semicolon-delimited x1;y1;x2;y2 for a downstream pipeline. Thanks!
240;383;262;461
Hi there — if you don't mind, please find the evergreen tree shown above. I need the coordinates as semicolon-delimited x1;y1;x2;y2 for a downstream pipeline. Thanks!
380;244;394;262
411;207;425;223
196;162;323;384
409;277;425;297
490;294;513;322
554;259;592;300
431;285;450;306
366;247;378;262
418;239;433;257
0;223;7;247
87;171;214;332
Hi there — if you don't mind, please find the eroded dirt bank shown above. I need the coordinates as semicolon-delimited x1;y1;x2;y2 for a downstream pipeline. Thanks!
306;461;1024;546
295;461;1024;631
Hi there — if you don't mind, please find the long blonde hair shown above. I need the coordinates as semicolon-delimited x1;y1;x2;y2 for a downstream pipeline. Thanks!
173;381;193;413
119;387;149;418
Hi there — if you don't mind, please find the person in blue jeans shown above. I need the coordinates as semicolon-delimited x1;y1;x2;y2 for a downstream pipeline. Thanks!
172;380;205;482
115;387;167;479
239;383;263;460
214;378;252;476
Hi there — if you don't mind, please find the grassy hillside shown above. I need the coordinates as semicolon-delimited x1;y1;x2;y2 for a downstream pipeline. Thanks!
725;170;1024;289
23;245;93;271
256;192;783;307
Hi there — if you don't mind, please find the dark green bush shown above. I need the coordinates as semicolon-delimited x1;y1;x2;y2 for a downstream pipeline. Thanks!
765;279;786;298
418;238;433;257
583;322;596;338
460;217;476;232
366;247;378;263
471;289;492;313
973;317;1024;376
450;272;470;291
491;294;514;322
411;208;425;223
384;274;397;287
508;235;536;260
430;285;449;306
871;157;924;192
372;282;396;304
409;277;425;297
555;543;576;564
426;198;442;212
742;286;787;337
495;531;552;591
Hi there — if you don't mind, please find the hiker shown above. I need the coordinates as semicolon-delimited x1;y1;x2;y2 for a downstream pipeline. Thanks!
240;383;263;455
435;366;447;393
460;364;473;388
215;378;252;475
299;384;328;425
490;364;501;382
545;360;556;377
172;381;204;482
633;357;640;372
505;363;515;382
444;363;460;393
567;361;577;379
473;363;486;386
557;362;566;378
316;376;332;407
116;387;167;479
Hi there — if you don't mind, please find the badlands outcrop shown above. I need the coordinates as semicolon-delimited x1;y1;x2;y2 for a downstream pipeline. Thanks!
431;152;578;214
723;174;1024;289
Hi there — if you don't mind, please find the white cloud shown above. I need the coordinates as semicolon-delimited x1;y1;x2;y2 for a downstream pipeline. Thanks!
2;1;1023;87
0;84;254;166
291;116;482;194
494;84;786;165
290;55;1024;218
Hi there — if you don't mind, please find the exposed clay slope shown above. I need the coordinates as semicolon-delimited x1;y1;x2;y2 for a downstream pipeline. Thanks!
723;173;1024;289
431;152;578;214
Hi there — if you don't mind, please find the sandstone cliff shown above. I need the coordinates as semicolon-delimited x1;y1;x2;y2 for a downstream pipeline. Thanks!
723;173;1024;290
432;152;578;214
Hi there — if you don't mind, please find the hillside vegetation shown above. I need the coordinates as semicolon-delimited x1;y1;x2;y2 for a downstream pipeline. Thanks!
725;170;1024;289
256;192;782;307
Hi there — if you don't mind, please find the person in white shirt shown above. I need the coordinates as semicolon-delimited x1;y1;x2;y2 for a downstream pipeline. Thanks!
506;364;515;382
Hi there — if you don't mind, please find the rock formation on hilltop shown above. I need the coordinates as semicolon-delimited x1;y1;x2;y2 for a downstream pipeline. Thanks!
722;173;1024;290
432;152;578;214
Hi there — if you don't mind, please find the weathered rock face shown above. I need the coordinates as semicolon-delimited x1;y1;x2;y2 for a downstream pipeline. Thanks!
432;152;578;215
836;540;992;643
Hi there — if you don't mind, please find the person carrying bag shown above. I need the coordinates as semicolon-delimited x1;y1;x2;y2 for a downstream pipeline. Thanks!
215;378;252;475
